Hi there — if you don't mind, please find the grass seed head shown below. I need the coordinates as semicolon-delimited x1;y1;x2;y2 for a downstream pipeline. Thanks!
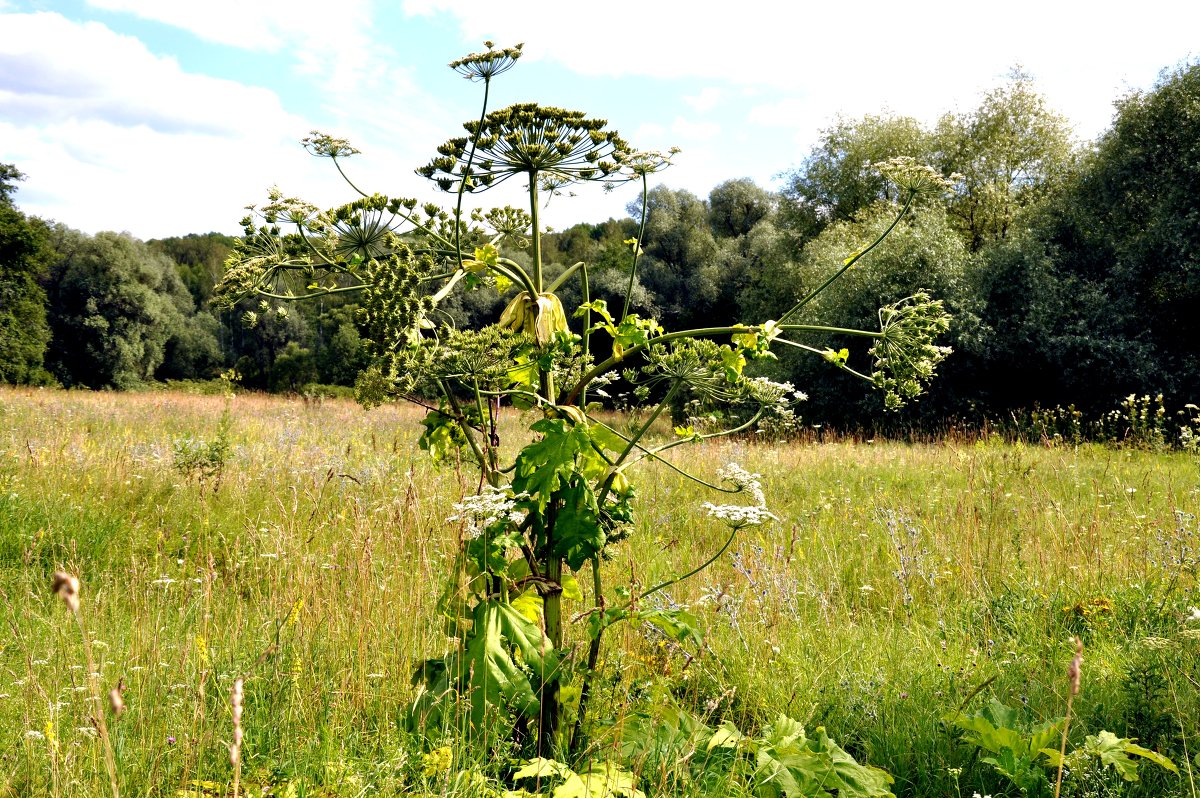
52;571;80;613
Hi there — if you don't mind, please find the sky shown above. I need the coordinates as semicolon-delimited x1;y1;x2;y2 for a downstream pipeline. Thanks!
2;1;1198;240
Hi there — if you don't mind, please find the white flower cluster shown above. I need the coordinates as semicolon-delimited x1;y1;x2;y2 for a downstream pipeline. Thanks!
701;503;778;528
703;463;777;528
746;377;808;406
447;484;527;539
717;462;766;506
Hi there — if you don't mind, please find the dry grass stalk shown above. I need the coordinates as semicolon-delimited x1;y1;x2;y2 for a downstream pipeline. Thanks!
53;570;121;798
1053;636;1084;798
230;677;245;798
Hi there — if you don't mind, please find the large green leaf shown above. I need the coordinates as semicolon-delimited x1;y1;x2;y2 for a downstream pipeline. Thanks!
431;600;560;733
754;724;895;797
1040;730;1178;782
513;419;594;512
551;476;605;570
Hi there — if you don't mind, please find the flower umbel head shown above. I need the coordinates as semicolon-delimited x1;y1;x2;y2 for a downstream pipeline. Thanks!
703;463;776;529
448;485;529;539
874;156;959;197
418;103;633;193
869;292;952;411
302;131;360;159
450;41;523;82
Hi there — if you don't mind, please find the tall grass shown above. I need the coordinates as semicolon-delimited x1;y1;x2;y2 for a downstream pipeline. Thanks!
0;387;1196;796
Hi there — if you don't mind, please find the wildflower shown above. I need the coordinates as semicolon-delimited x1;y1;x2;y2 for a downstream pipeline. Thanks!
702;503;777;529
1186;607;1200;623
447;485;528;539
873;156;959;197
418;103;633;194
717;462;766;506
449;41;523;82
422;745;453;777
167;735;176;745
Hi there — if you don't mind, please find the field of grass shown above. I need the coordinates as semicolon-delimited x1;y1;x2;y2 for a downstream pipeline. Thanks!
1;386;1198;797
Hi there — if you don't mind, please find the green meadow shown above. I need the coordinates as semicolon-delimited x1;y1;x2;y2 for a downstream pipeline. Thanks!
1;387;1197;797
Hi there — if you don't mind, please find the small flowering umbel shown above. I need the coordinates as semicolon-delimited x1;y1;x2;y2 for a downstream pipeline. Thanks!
448;485;529;540
622;147;681;178
301;131;360;159
701;462;777;529
449;41;524;82
868;292;953;411
874;156;960;198
418;103;633;193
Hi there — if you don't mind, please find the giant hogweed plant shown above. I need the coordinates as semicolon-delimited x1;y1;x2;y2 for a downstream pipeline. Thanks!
214;42;952;763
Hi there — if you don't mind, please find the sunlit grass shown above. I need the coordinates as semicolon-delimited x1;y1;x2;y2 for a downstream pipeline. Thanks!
1;387;1197;796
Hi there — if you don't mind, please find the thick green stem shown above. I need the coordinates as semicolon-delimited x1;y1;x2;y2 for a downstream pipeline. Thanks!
778;323;883;338
621;173;650;322
529;176;543;293
579;262;591;407
777;192;914;324
570;557;605;757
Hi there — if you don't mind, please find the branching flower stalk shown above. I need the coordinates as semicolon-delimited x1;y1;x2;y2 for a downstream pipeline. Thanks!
215;41;954;759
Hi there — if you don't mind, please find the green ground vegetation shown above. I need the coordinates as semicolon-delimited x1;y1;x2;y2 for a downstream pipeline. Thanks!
0;388;1197;796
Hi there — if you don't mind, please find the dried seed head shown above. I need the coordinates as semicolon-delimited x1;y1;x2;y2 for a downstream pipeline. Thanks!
108;678;126;717
230;677;245;765
52;571;80;613
1067;637;1083;696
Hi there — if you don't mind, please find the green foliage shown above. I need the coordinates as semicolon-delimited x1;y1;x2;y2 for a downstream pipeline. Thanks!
415;599;561;734
616;702;895;797
947;700;1176;797
1036;60;1200;404
44;228;219;389
171;400;234;487
511;757;645;798
213;40;952;760
934;69;1076;251
781;114;933;241
0;198;54;385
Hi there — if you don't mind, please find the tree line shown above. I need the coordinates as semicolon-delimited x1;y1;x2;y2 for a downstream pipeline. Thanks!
2;62;1198;428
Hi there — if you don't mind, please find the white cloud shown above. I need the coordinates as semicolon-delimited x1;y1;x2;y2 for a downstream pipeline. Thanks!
0;12;384;236
671;116;720;141
0;14;290;137
86;0;363;52
0;11;466;238
397;0;1199;144
683;87;723;113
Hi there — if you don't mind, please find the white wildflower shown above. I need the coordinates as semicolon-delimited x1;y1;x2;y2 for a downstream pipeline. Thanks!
717;462;766;507
448;484;528;539
702;503;777;529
